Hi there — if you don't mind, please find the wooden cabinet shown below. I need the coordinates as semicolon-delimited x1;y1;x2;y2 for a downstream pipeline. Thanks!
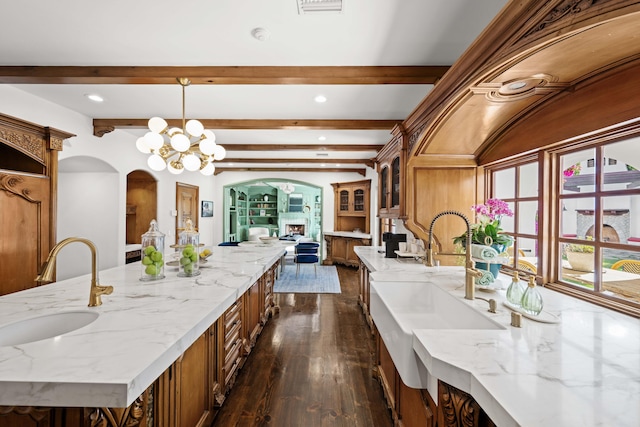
376;124;407;219
324;234;371;268
331;179;371;233
375;333;437;427
0;113;74;297
438;381;496;427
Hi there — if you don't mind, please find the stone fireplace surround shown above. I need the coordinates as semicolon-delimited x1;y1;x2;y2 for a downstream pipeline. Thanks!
576;209;630;243
278;214;309;237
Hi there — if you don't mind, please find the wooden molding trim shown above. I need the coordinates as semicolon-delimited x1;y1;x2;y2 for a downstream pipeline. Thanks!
213;167;367;176
220;144;382;152
93;118;399;137
221;158;375;167
0;65;449;85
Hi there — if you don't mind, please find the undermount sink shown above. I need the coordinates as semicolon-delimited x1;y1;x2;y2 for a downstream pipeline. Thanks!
370;280;505;388
0;311;99;346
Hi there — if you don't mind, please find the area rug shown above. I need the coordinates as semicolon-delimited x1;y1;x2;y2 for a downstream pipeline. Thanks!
274;262;341;294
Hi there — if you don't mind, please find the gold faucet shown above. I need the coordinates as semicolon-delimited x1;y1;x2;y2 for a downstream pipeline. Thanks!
35;237;114;307
426;210;483;300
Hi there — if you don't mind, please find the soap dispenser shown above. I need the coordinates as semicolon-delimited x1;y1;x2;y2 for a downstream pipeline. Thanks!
177;218;200;277
506;271;525;307
141;219;165;281
521;275;543;316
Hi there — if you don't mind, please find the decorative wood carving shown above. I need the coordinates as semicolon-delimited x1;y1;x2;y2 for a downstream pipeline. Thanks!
525;0;602;37
85;393;146;427
438;381;482;427
93;124;115;137
0;406;50;421
0;128;45;162
408;123;426;154
0;173;37;202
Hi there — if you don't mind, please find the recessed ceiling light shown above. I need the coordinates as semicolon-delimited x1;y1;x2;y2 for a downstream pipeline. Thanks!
318;136;326;141
85;94;104;103
251;27;270;41
336;164;341;167
321;163;326;167
314;95;327;103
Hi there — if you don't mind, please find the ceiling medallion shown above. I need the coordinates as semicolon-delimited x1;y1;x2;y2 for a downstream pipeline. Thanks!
483;74;562;102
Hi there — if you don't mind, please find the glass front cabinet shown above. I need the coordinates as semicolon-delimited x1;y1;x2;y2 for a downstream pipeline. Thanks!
377;124;406;219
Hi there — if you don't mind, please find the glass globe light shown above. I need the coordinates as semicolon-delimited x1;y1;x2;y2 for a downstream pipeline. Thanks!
148;117;168;133
167;162;184;175
136;137;151;154
202;130;216;142
212;144;226;160
144;131;164;150
185;119;204;137
167;127;181;136
183;153;201;171
147;154;166;171
201;162;215;176
170;133;190;152
199;138;216;155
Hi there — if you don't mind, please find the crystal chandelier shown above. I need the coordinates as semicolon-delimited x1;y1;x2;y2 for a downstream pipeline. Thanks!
136;77;226;175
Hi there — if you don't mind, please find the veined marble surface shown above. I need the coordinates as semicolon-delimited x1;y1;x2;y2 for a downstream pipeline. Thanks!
355;246;640;427
0;244;285;408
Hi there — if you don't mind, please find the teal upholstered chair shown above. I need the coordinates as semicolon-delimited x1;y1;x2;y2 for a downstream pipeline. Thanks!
294;242;320;278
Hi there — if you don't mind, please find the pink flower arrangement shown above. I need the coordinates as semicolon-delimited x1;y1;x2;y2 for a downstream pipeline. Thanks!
454;198;514;247
563;163;581;178
472;198;514;223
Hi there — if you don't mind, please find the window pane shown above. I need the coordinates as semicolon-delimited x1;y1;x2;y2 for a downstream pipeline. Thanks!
601;195;640;244
561;148;595;195
517;201;538;235
561;241;595;290
499;201;515;233
561;197;594;239
494;168;515;199
602;248;640;303
602;138;640;192
518;162;538;198
513;237;538;274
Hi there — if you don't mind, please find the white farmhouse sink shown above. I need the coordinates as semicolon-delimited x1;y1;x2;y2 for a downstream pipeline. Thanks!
0;311;99;346
370;280;504;389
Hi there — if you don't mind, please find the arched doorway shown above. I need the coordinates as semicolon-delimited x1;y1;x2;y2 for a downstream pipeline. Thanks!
126;170;158;244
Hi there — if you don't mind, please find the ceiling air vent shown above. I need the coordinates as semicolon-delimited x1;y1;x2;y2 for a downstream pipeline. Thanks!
297;0;344;14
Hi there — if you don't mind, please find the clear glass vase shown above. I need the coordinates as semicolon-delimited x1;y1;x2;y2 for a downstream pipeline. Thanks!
140;219;165;281
177;219;200;277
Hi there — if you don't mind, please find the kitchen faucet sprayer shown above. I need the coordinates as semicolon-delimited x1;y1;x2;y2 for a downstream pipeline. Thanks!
426;210;483;300
35;237;113;307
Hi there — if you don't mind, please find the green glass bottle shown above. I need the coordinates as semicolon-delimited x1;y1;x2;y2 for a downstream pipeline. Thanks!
506;271;525;307
521;276;543;316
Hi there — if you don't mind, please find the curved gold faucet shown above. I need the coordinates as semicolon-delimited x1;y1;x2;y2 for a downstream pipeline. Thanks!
426;210;483;300
35;237;114;307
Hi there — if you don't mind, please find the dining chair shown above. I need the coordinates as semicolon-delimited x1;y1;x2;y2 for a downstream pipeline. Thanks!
516;259;537;274
294;242;320;278
611;259;640;274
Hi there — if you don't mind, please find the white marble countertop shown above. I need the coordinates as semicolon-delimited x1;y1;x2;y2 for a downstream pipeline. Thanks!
323;230;372;239
0;244;285;408
355;246;640;427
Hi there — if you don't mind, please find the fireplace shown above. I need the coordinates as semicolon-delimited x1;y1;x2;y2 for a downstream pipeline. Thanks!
285;223;306;235
279;217;309;237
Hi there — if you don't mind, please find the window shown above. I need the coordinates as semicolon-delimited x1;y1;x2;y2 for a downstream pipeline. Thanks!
490;159;539;274
557;138;640;307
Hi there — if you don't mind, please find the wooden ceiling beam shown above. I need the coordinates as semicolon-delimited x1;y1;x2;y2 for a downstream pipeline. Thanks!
213;167;367;176
0;66;449;85
93;118;399;137
222;158;375;167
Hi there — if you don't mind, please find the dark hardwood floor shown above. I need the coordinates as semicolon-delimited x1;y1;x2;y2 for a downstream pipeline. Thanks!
211;265;393;427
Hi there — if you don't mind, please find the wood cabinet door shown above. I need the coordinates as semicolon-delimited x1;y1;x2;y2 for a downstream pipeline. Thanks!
175;182;199;244
332;237;348;261
173;332;212;427
0;172;51;296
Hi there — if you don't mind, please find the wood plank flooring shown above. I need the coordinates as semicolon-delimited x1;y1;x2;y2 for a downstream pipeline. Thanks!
211;265;393;427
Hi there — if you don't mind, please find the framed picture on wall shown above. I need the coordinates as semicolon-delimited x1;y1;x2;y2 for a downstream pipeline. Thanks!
201;201;213;217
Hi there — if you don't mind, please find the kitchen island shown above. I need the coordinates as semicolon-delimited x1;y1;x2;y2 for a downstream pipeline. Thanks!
355;246;640;427
0;243;285;426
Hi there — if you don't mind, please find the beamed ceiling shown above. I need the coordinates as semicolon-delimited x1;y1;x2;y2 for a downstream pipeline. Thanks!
0;0;510;174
